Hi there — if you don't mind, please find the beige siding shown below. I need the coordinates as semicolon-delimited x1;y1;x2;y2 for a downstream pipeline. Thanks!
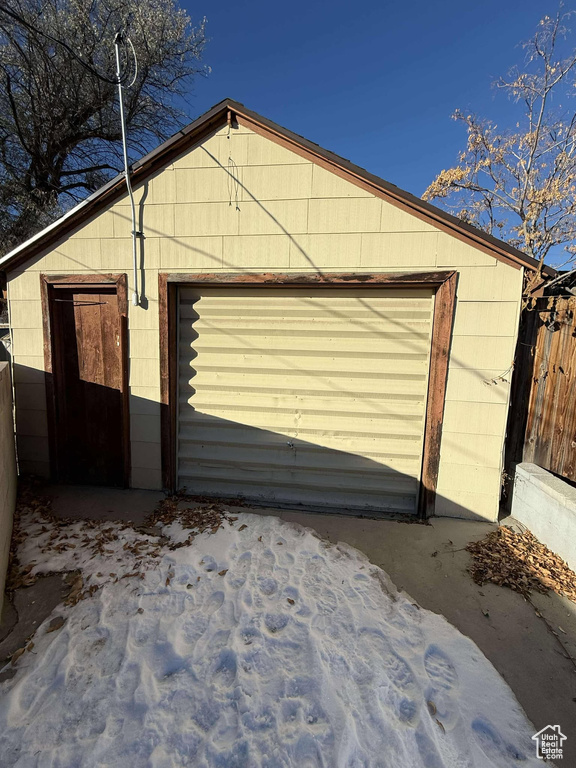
6;124;523;516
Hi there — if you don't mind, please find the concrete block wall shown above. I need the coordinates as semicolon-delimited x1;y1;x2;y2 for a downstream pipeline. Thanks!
0;361;17;615
511;462;576;572
6;123;523;520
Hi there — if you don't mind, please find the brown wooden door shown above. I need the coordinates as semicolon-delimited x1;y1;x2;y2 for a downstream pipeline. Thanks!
50;284;127;486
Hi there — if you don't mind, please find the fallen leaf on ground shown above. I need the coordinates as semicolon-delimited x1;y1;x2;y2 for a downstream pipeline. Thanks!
46;616;65;633
435;718;446;734
466;526;576;603
10;647;26;665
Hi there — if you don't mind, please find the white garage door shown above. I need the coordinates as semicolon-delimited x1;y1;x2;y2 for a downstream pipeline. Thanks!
177;287;434;514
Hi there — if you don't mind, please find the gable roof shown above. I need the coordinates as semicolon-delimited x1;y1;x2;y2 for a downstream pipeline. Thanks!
0;97;556;276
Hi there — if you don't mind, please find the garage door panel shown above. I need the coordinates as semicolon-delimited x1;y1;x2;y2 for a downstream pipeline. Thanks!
179;408;425;437
177;287;433;514
183;369;429;392
184;390;426;416
184;334;432;356
178;441;423;478
182;452;417;486
188;318;432;336
178;462;419;494
177;424;424;458
184;355;430;377
177;476;418;513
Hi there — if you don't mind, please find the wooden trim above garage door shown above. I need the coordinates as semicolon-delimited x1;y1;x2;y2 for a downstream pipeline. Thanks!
158;270;457;518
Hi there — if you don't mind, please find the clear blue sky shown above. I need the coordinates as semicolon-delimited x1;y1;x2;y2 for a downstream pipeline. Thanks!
181;0;561;198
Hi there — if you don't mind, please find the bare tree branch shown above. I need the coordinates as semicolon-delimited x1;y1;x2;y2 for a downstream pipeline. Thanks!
424;8;576;269
0;0;208;255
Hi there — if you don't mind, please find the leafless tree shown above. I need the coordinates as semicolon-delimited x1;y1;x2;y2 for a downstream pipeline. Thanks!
0;0;207;253
424;8;576;272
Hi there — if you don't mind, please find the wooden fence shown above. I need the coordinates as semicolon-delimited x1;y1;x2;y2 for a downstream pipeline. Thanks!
508;295;576;483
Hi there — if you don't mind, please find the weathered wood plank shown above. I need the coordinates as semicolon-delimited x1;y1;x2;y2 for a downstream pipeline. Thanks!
523;296;576;482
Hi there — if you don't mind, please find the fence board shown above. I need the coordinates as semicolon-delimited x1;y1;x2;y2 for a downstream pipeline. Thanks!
523;296;576;481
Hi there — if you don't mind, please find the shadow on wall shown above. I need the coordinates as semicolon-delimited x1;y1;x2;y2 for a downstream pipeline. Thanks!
10;358;493;523
7;156;506;522
176;409;421;516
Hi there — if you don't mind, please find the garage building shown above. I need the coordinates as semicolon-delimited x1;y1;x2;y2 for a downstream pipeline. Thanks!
0;99;546;521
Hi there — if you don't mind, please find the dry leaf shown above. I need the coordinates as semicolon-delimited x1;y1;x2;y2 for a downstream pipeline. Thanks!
435;718;446;734
46;616;65;633
466;526;576;603
11;647;26;665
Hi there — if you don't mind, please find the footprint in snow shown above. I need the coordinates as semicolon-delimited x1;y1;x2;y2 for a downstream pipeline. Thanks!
16;632;70;715
304;702;331;735
176;614;208;648
424;686;462;735
203;590;225;616
70;625;109;662
115;662;141;702
210;629;231;649
471;718;527;766
228;551;252;589
424;645;459;692
257;576;278;596
211;649;237;689
387;604;425;651
315;588;338;615
415;727;448;768
131;615;160;647
147;640;188;681
200;555;218;573
264;613;289;634
283;585;299;601
259;548;277;576
359;630;417;693
294;732;326;768
140;591;185;617
378;686;420;728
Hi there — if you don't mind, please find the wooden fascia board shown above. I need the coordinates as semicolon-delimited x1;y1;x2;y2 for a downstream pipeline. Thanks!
162;270;455;287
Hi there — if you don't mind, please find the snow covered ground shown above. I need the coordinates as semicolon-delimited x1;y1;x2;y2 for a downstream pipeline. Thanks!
0;508;541;767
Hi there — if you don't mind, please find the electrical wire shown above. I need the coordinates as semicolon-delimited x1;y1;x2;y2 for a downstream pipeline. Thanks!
125;37;138;88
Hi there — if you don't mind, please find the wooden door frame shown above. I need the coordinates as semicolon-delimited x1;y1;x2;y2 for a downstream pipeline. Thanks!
40;273;131;486
159;270;457;518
